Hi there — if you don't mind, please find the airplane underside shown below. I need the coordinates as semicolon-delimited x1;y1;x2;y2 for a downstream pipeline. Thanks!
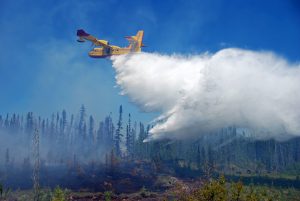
88;47;133;58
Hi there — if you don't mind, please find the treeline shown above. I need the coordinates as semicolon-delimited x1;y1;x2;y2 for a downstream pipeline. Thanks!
0;105;134;165
0;105;300;175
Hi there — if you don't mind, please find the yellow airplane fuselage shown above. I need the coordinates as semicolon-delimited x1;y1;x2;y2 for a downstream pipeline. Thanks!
89;46;134;58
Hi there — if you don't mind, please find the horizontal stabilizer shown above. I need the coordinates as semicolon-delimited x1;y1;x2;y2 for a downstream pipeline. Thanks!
125;30;144;52
125;36;136;41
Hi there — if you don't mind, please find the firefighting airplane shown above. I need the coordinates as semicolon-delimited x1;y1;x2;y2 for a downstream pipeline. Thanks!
77;29;145;58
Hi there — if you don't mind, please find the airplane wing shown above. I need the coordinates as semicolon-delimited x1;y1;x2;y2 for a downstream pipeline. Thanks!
77;29;110;47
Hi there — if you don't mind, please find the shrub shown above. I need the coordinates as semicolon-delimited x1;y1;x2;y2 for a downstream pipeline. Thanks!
178;176;278;201
104;191;112;201
52;186;66;201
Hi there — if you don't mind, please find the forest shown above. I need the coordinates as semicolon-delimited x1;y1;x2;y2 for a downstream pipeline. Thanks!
1;105;300;200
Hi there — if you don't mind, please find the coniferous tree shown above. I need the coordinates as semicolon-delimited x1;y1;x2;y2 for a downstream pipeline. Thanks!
132;121;137;154
4;114;9;130
62;110;67;135
108;114;114;143
89;115;95;141
138;123;145;142
110;149;116;172
41;119;46;135
10;113;17;133
38;116;41;130
101;114;114;146
115;105;123;157
83;122;87;140
126;113;133;157
25;112;34;135
79;105;86;138
45;118;49;136
55;112;60;136
50;113;55;137
59;118;63;136
137;123;145;157
97;121;104;143
69;114;74;143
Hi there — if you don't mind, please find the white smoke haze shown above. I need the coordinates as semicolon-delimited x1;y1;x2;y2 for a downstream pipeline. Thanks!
111;48;300;141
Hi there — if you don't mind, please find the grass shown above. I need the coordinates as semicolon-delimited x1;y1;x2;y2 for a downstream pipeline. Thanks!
1;174;300;201
175;175;300;201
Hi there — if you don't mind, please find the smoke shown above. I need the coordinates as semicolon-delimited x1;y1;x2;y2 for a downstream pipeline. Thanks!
112;48;300;141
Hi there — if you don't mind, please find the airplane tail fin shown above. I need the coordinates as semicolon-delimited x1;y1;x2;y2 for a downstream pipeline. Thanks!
135;30;144;52
125;30;145;52
77;29;90;42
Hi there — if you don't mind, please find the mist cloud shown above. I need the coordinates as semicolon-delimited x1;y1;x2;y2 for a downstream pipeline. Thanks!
112;48;300;141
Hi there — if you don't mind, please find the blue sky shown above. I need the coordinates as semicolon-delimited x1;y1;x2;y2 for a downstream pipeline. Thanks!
0;0;299;122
